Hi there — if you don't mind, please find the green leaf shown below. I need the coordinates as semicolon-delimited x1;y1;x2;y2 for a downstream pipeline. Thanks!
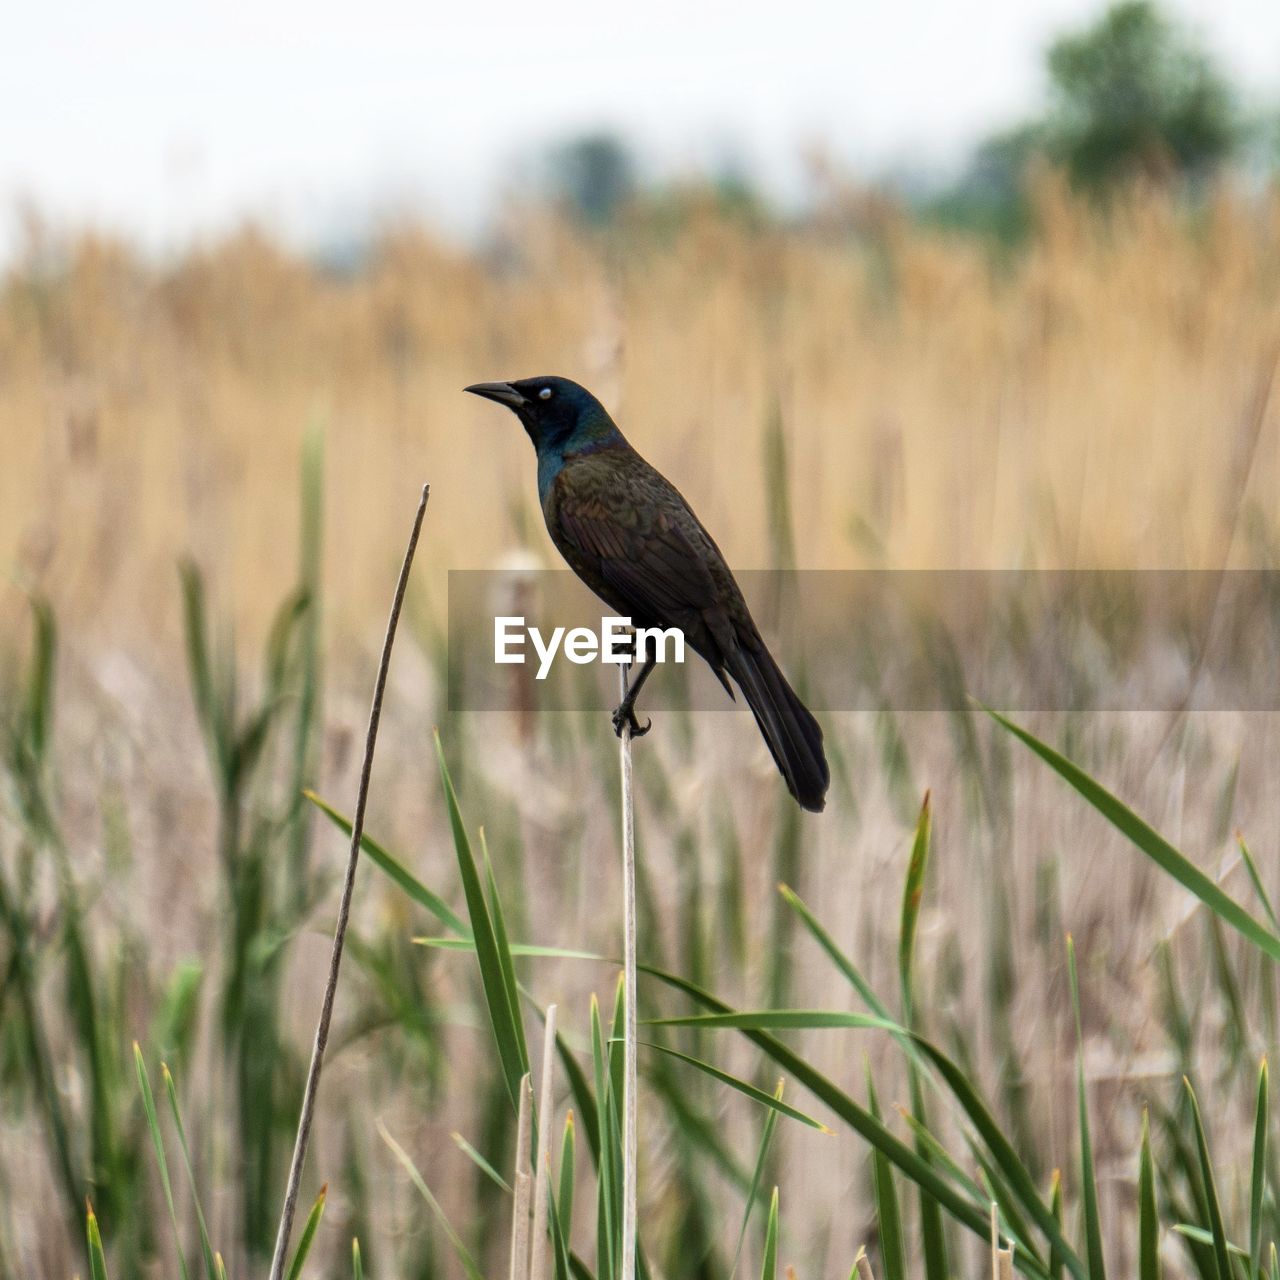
591;994;618;1280
646;1010;900;1031
634;964;1055;1279
1252;1059;1269;1279
87;1202;109;1280
867;1069;906;1280
379;1120;485;1280
305;791;468;936
988;708;1280;962
910;1073;950;1280
133;1045;191;1280
639;1042;830;1131
1172;1225;1249;1258
761;1188;780;1280
732;1082;783;1279
352;1238;364;1280
1049;1170;1065;1280
907;1036;1070;1272
451;1131;511;1193
558;1111;577;1245
899;792;932;1022
286;1186;327;1280
480;828;529;1077
434;732;528;1108
1139;1111;1160;1280
1185;1078;1231;1280
1068;938;1106;1280
162;1063;219;1280
1237;836;1280;934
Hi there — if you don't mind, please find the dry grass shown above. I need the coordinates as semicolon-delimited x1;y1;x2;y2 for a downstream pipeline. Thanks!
3;176;1280;1278
5;177;1280;655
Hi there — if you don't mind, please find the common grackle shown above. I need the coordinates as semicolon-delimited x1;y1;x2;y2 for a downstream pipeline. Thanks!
466;376;829;813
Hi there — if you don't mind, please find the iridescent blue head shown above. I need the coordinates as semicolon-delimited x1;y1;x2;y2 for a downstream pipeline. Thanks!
465;376;623;452
466;376;626;502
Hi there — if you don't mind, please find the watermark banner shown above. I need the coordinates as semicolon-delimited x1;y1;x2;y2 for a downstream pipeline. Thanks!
446;569;1280;712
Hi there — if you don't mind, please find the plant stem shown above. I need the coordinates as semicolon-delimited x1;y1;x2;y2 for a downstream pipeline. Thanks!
618;661;638;1280
530;1004;558;1280
267;483;430;1280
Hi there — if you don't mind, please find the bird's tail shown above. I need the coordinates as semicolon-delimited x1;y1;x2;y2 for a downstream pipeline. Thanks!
725;642;829;812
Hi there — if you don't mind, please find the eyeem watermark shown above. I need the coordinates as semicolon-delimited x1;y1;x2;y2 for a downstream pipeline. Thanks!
450;569;1280;711
495;616;685;680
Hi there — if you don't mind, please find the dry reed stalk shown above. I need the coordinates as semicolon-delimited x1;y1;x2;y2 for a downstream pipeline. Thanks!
618;661;639;1280
529;1004;558;1280
853;1250;875;1279
991;1204;1014;1280
267;483;430;1280
511;1073;534;1280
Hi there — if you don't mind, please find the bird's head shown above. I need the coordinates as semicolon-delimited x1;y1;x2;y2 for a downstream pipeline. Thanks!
465;376;616;452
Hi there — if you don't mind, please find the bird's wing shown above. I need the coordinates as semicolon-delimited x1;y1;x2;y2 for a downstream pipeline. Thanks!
548;456;732;651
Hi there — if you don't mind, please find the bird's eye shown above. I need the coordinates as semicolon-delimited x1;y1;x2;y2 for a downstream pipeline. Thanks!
538;387;553;400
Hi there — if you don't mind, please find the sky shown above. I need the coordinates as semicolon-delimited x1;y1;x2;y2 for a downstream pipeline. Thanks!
2;0;1278;257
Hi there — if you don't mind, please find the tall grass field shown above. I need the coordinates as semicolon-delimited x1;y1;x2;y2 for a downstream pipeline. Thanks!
2;177;1280;1278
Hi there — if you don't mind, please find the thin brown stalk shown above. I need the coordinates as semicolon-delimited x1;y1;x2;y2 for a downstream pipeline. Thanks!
529;1004;558;1280
267;483;430;1280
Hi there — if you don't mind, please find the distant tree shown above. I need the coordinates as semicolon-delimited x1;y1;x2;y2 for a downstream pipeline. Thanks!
1043;0;1236;187
548;133;637;226
926;1;1239;239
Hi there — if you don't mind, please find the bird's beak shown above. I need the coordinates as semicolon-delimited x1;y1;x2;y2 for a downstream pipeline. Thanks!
464;381;527;410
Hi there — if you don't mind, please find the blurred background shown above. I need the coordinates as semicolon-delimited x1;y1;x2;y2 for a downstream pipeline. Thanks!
4;2;1280;1277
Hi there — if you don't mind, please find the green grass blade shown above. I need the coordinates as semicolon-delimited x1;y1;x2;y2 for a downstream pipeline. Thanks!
900;791;946;1280
910;1073;950;1280
1172;1225;1250;1259
1237;836;1279;934
479;828;529;1074
285;1185;327;1280
133;1044;190;1280
1253;1059;1269;1278
1049;1170;1065;1280
732;1082;783;1280
640;1042;830;1131
434;731;529;1107
761;1188;779;1280
1068;938;1107;1280
867;1068;906;1280
305;791;468;935
352;1238;363;1280
899;1109;988;1204
634;963;1058;1279
379;1120;485;1280
1139;1111;1160;1280
451;1131;511;1193
1186;1078;1231;1280
162;1063;218;1280
778;885;898;1023
87;1202;109;1280
559;1111;577;1245
908;1034;1071;1271
899;792;931;1022
591;995;618;1280
989;709;1280;962
647;1010;899;1031
417;937;597;959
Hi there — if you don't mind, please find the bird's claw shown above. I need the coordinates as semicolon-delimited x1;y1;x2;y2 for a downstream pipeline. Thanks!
611;704;652;739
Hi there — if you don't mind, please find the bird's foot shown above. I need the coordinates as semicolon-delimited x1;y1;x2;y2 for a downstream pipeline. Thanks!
611;702;652;739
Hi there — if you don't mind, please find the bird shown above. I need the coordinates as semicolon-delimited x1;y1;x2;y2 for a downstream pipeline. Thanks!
465;375;829;813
